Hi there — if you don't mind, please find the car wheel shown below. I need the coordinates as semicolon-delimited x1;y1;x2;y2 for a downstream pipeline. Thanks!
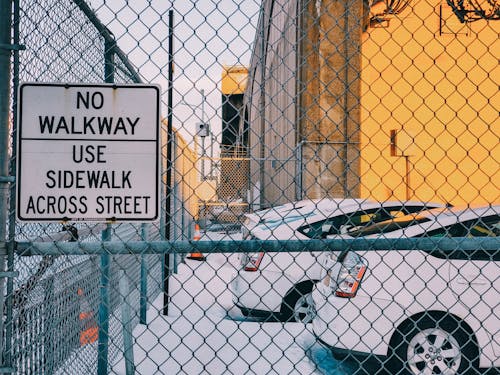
281;283;315;323
388;315;479;375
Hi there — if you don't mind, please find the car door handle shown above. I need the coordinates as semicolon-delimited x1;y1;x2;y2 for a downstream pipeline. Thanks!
456;276;488;286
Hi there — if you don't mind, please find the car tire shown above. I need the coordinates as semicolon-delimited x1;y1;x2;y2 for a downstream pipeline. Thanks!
281;283;315;323
387;315;479;375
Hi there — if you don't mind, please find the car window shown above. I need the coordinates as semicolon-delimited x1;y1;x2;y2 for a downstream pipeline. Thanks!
297;205;430;239
346;215;432;237
420;215;499;261
422;215;499;238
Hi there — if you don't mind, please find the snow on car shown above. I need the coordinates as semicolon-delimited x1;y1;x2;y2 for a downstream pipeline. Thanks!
231;199;443;323
312;204;500;375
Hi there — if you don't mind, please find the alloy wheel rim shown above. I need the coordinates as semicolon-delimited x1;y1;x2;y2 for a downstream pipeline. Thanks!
407;328;461;375
293;293;314;323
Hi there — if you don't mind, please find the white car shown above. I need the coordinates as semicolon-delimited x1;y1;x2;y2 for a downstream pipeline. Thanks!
312;205;500;374
230;198;442;323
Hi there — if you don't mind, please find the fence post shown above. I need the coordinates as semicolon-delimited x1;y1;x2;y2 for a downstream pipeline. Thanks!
119;270;135;375
97;225;111;375
172;132;179;273
140;224;148;325
163;9;174;316
0;0;13;369
97;35;115;375
43;277;54;375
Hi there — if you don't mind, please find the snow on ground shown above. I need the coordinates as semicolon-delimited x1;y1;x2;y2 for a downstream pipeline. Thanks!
108;228;361;374
50;227;367;374
109;254;360;374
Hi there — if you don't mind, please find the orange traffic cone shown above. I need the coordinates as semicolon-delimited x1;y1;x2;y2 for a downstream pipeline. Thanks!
187;223;205;261
78;288;98;346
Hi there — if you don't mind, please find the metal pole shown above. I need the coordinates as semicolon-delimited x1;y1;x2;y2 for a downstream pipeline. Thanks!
43;278;55;375
405;155;411;200
163;9;174;316
104;38;115;84
0;0;13;368
200;89;207;179
258;5;266;209
140;224;148;325
16;237;500;256
97;226;111;375
209;131;214;178
342;4;350;197
119;270;135;375
201;89;205;122
171;135;180;273
97;38;115;375
5;0;20;368
201;136;206;179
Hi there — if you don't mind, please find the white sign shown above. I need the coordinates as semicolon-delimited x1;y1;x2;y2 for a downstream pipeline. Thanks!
16;83;161;222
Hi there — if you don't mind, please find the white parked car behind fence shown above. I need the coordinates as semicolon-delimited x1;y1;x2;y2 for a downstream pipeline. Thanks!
231;199;443;323
312;204;500;375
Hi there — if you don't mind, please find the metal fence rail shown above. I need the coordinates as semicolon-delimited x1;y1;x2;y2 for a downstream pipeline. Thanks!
1;0;499;374
15;237;500;256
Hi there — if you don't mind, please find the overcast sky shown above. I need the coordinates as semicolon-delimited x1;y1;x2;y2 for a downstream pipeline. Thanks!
90;0;260;149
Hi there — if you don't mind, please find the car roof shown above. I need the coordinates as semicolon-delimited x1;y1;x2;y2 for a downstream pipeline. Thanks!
245;198;367;223
247;199;442;221
248;199;444;234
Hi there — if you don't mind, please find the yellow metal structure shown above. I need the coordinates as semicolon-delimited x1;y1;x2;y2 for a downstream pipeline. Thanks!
221;65;248;95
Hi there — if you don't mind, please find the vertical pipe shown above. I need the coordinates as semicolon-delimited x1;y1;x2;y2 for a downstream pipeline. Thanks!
201;136;206;179
201;89;205;122
172;131;179;273
43;278;54;375
97;38;115;375
0;0;13;367
342;3;350;197
163;9;174;316
295;0;302;202
97;226;111;375
258;4;266;208
119;270;135;375
405;156;411;200
139;225;148;325
104;39;115;83
295;142;303;200
5;0;20;367
200;89;206;179
170;133;181;274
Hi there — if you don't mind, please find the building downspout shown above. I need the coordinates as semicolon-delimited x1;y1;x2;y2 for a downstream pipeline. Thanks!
342;5;350;197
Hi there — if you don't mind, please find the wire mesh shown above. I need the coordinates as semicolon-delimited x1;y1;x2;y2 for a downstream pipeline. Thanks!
1;0;498;374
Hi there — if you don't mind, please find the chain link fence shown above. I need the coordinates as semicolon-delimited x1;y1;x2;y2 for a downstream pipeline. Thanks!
0;0;498;374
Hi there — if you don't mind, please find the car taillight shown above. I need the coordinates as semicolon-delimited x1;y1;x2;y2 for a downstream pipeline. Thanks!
335;252;367;298
241;252;264;271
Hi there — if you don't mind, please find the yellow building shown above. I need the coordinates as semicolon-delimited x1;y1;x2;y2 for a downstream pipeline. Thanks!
242;0;499;207
360;0;499;205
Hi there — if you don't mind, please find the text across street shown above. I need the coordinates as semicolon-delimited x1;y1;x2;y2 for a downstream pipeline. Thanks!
17;83;161;222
